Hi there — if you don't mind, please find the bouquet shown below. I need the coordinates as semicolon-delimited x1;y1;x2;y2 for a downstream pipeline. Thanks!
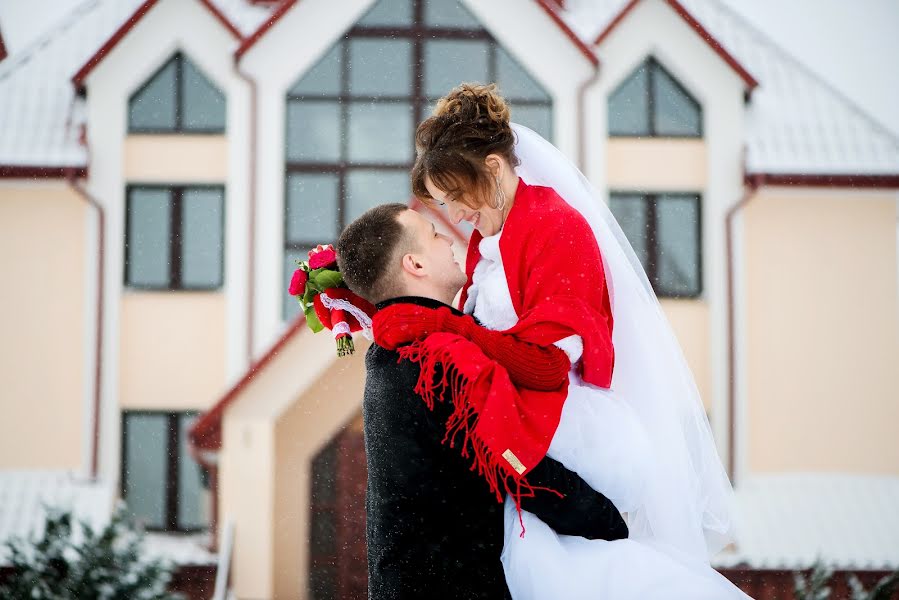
288;244;376;356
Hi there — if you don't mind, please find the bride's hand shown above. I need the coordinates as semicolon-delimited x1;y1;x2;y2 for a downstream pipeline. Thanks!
371;305;466;350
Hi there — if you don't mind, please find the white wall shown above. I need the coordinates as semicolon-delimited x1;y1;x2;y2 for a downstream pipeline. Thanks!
80;0;248;486
586;0;749;469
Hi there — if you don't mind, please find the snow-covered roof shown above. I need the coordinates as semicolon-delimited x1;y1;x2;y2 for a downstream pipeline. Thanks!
0;0;275;169
0;470;216;567
0;470;114;566
1;0;897;178
564;0;899;177
712;474;899;571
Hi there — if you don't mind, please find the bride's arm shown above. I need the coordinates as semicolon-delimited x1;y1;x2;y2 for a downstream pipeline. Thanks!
373;304;570;391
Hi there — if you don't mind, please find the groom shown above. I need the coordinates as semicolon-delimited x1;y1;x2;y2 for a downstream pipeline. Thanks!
337;203;628;599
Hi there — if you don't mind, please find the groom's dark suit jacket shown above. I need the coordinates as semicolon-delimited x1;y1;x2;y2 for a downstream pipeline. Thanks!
364;296;628;600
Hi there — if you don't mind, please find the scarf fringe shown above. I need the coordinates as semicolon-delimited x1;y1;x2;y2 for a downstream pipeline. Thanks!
398;339;563;536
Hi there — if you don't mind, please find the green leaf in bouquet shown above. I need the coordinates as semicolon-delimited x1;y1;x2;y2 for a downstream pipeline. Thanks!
308;268;343;292
302;285;316;310
304;306;325;333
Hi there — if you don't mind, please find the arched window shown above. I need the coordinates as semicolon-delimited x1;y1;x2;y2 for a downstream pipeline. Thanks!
608;57;701;137
283;0;553;319
128;52;226;133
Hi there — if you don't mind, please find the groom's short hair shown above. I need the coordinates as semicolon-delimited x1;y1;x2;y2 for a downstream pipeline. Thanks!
337;203;413;304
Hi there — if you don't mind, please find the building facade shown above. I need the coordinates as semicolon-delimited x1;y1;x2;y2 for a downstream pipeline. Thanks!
1;0;897;598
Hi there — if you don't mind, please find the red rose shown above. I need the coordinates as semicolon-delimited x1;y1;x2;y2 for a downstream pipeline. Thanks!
288;269;308;296
308;245;337;270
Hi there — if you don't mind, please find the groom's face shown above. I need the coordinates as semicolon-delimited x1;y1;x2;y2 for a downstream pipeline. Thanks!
397;210;467;299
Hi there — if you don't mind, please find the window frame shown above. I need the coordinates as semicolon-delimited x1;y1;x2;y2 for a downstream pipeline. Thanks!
128;52;226;135
609;191;704;298
608;56;703;139
283;0;554;318
124;184;225;292
120;410;207;533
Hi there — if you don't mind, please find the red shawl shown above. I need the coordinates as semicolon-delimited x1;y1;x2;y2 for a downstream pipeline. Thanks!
461;179;614;388
385;179;614;514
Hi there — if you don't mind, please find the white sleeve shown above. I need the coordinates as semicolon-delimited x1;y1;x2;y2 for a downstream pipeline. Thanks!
553;334;583;364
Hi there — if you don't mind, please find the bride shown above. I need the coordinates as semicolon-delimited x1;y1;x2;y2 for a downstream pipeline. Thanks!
375;83;751;599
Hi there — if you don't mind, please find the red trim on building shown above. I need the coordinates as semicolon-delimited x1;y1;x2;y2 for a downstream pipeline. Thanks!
72;0;241;89
533;0;599;67
189;315;308;450
0;165;88;178
236;0;598;66
0;25;8;62
594;0;758;91
746;172;899;189
198;0;244;39
235;0;298;60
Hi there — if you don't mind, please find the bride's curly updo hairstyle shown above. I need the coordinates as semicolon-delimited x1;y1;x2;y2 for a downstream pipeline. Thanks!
411;83;519;210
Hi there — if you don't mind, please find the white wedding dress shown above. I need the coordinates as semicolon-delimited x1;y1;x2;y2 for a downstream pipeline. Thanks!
464;231;751;600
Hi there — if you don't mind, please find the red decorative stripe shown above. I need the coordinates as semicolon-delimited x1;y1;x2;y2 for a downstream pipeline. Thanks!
746;173;899;189
0;27;8;62
0;165;87;178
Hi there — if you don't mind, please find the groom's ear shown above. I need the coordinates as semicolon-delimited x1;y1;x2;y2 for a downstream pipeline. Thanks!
400;252;426;278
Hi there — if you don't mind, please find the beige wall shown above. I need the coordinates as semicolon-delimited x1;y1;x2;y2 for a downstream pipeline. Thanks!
744;188;899;474
273;352;368;599
661;299;713;412
606;138;714;413
0;183;87;469
606;139;707;191
221;327;369;600
124;135;229;183
119;292;226;410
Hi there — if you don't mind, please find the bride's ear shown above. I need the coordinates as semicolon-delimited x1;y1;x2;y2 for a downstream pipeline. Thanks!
484;154;504;178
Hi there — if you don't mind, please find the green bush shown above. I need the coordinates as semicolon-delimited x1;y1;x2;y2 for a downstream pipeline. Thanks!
795;560;899;600
0;507;181;600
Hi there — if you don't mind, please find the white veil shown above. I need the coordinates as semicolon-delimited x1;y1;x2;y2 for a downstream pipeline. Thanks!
511;123;735;562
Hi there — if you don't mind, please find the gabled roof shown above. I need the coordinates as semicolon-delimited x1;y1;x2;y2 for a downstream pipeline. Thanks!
0;0;275;171
712;474;899;570
71;0;243;89
592;0;758;91
564;0;899;178
236;0;599;66
1;0;896;180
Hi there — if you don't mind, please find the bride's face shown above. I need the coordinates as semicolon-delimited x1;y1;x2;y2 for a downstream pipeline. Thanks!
423;175;506;237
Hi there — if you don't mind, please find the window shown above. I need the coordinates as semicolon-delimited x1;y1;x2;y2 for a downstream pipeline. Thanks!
121;412;209;532
125;185;224;290
609;192;702;298
128;53;226;133
283;0;553;319
608;57;701;137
